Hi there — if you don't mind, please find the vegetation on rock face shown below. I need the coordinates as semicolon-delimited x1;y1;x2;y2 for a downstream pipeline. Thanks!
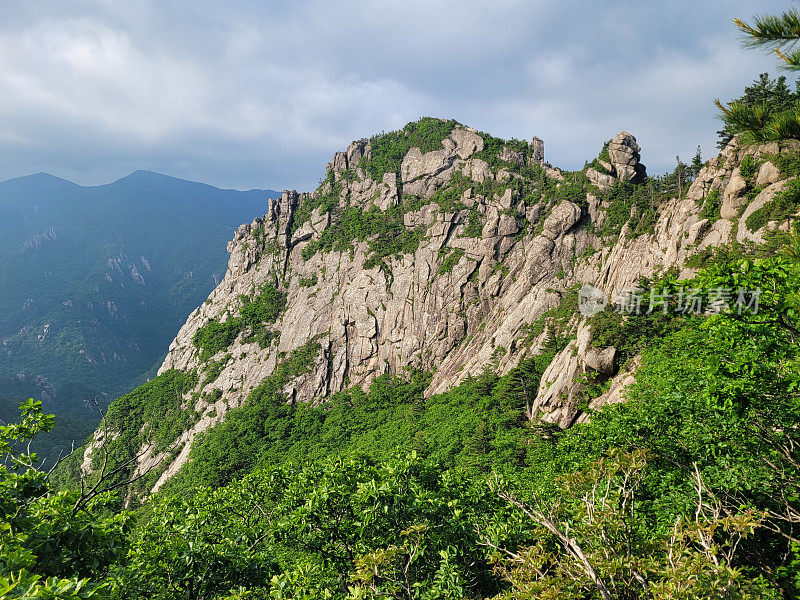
192;282;286;361
361;117;459;181
46;369;202;497
747;177;800;231
437;247;465;274
0;400;130;600
300;198;428;271
596;181;657;238
288;176;339;238
700;188;722;222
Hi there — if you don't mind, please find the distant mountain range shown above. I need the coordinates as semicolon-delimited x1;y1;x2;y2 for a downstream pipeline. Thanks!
0;170;278;459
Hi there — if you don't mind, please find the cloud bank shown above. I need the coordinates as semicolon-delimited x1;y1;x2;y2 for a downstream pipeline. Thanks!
0;0;790;190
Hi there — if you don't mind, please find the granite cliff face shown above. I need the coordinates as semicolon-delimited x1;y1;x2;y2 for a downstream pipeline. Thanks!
83;120;800;493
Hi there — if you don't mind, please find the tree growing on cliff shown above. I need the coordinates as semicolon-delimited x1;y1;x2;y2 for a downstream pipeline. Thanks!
716;74;799;147
716;8;800;144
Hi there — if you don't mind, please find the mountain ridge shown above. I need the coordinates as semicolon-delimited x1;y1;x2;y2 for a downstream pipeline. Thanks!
0;169;279;459
0;169;279;196
72;117;800;497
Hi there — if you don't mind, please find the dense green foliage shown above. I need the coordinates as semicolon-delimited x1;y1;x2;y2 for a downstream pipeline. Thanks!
7;230;800;599
192;282;286;361
0;400;130;599
360;118;458;181
588;302;686;363
717;74;800;147
173;354;554;491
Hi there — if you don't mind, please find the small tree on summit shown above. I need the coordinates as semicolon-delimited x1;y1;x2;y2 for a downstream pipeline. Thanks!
716;73;800;147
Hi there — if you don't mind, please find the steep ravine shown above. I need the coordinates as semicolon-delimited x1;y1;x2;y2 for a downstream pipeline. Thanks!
81;120;800;495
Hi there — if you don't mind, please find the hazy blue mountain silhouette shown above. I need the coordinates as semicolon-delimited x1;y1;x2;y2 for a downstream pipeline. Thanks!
0;170;279;458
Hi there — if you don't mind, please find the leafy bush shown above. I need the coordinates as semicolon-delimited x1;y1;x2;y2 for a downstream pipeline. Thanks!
298;273;317;287
588;303;687;362
700;188;721;222
0;402;130;599
437;248;465;275
462;210;484;238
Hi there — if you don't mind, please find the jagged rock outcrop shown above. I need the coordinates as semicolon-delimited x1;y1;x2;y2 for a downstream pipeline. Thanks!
586;131;647;190
84;121;800;494
607;131;647;183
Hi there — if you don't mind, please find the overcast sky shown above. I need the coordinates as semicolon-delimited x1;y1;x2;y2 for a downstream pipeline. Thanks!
0;1;793;191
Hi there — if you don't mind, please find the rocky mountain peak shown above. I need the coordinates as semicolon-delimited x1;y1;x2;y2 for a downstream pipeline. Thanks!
81;118;800;496
585;131;647;189
607;131;646;182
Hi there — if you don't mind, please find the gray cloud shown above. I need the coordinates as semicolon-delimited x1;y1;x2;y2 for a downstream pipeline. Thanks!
0;0;790;191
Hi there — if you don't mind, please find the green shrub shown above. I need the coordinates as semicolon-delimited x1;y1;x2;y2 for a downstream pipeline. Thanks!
746;178;800;231
361;118;458;181
299;273;318;287
700;189;721;222
437;248;465;275
192;283;287;361
740;154;758;180
588;304;686;362
462;210;484;237
771;150;800;177
520;286;580;350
